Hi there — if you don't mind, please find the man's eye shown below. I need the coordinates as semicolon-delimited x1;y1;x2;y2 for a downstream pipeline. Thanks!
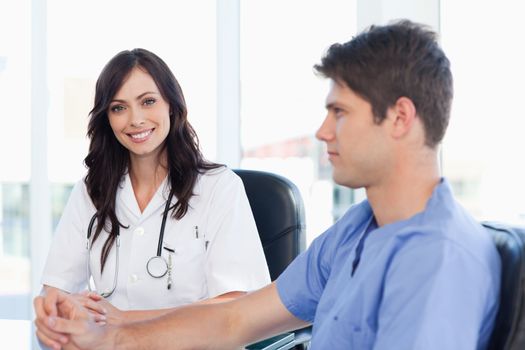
110;105;125;113
334;107;344;117
143;98;156;106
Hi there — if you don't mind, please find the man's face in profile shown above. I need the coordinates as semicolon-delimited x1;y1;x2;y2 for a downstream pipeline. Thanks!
316;80;391;189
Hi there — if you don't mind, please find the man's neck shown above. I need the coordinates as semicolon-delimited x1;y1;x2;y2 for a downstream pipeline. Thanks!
366;156;440;227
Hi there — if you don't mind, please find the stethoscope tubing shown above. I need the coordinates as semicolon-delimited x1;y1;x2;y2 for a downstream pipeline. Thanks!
86;191;174;297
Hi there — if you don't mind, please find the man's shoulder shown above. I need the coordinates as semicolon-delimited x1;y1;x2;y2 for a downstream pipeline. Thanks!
395;194;499;276
401;178;487;243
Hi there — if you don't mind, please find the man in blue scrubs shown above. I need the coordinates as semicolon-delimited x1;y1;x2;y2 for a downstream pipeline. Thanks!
36;20;501;350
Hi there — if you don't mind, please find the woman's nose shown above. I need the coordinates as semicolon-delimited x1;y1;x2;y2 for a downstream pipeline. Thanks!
130;109;146;127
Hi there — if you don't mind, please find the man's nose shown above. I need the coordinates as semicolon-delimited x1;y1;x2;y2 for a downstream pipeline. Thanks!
315;115;334;142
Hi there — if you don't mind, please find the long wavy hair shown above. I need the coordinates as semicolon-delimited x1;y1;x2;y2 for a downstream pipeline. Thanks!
84;48;222;272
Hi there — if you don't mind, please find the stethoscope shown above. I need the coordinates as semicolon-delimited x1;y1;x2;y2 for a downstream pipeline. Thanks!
86;192;174;298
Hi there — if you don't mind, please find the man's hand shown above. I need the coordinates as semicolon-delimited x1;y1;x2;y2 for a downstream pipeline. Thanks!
46;313;114;350
34;288;107;350
34;289;69;350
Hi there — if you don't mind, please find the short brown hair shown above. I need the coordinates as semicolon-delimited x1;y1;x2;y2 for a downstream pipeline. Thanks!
315;20;453;147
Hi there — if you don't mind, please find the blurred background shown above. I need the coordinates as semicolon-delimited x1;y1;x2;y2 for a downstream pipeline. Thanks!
1;0;524;323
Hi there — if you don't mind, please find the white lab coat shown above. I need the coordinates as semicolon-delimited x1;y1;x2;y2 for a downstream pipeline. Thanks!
41;167;271;310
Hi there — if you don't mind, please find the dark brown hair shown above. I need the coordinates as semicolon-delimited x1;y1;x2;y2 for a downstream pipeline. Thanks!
314;20;453;147
84;48;222;272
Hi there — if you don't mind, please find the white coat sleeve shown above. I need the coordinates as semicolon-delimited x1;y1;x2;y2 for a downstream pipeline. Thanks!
40;180;93;293
204;170;271;298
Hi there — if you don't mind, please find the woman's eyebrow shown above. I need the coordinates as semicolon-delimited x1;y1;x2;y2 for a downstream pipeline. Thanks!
110;91;158;103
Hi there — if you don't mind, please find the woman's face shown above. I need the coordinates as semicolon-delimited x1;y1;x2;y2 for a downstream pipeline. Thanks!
107;67;171;162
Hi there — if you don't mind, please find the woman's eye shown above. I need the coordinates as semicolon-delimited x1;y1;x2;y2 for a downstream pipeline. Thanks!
110;105;125;113
143;98;156;106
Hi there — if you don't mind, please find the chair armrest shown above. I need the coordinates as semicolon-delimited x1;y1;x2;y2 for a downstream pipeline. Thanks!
245;332;295;350
245;326;312;350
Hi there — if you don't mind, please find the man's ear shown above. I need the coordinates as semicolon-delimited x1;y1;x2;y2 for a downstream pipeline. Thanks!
387;96;417;139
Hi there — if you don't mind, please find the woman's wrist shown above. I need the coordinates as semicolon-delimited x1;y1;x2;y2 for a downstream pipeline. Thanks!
104;307;128;326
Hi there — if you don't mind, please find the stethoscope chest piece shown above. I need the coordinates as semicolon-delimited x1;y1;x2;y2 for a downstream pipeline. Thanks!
146;256;168;278
87;191;175;296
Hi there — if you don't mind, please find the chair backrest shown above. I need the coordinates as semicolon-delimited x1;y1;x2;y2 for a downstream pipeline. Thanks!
482;221;525;350
234;169;306;281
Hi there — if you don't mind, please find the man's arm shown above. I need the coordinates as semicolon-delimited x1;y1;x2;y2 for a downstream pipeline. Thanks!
84;290;247;325
47;282;310;349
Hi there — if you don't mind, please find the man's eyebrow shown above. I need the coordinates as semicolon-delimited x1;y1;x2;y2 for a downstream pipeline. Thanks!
326;102;345;110
325;102;336;109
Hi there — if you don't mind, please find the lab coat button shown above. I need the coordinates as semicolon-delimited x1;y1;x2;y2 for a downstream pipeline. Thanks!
134;227;144;236
129;274;138;283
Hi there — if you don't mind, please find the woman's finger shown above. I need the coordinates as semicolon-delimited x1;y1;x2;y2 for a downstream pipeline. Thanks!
79;290;103;301
83;298;107;316
35;317;69;343
34;296;69;345
87;291;103;301
70;294;105;317
40;290;60;317
47;315;95;336
36;329;62;350
89;311;108;323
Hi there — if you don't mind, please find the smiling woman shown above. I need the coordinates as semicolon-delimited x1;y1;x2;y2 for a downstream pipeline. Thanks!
33;48;271;349
107;68;171;165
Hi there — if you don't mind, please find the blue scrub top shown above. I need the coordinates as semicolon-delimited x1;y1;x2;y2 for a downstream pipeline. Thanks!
277;178;501;349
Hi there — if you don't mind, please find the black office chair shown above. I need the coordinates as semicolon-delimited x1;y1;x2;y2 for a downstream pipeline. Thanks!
234;169;306;279
234;169;310;349
482;221;525;350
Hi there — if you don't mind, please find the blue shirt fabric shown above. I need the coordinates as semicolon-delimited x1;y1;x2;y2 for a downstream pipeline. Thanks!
276;179;501;350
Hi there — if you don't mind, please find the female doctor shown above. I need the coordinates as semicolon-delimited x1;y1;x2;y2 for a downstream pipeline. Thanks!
34;48;270;348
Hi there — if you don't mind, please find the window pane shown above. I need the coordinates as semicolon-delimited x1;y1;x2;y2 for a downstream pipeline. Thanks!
240;0;357;244
0;0;31;320
47;0;218;188
441;0;525;223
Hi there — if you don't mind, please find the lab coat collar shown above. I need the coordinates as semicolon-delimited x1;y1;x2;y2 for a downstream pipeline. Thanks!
118;173;141;221
117;173;173;224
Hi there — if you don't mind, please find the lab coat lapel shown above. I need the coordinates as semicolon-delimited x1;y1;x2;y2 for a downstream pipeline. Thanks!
117;173;142;221
140;176;172;222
